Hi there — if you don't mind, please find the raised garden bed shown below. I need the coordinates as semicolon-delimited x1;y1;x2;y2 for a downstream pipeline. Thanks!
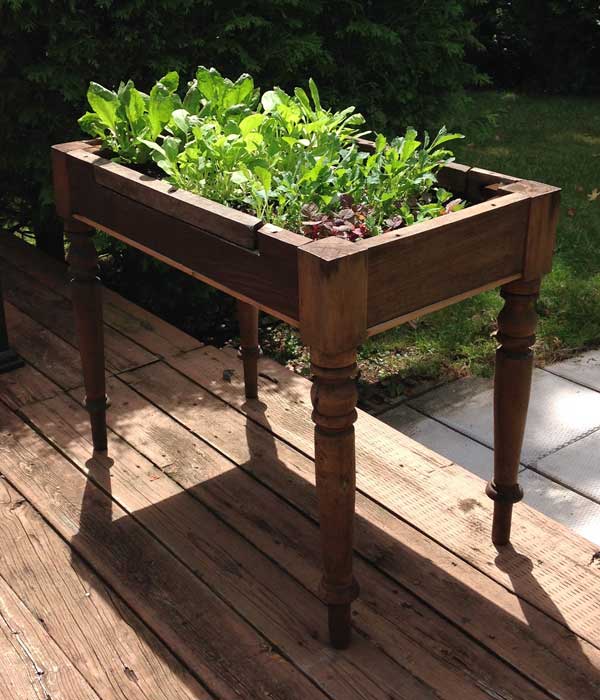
54;140;557;332
52;73;560;649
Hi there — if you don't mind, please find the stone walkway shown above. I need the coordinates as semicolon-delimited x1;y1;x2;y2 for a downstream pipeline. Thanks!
380;349;600;546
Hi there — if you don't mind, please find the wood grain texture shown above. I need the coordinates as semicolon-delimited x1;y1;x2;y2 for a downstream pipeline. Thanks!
119;358;600;699
64;372;548;699
0;403;329;700
91;154;262;250
1;322;548;700
166;346;600;654
4;302;85;390
0;235;200;358
1;253;595;698
0;573;101;700
501;181;561;279
299;237;369;645
362;193;531;329
489;279;540;544
56;143;554;334
0;616;40;700
366;274;520;336
465;168;521;203
299;237;368;355
1;258;156;373
0;362;59;409
24;390;448;700
64;149;302;323
437;162;471;196
0;479;207;700
51;140;97;222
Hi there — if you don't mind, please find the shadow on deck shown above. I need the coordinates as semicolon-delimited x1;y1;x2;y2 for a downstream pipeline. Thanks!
0;234;599;699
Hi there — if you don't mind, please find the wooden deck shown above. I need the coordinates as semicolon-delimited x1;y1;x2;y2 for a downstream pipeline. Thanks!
1;234;599;700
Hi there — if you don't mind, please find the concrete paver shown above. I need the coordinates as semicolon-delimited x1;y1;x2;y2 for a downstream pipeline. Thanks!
407;370;600;466
520;468;600;546
379;360;600;547
379;403;494;480
545;349;600;391
536;428;600;502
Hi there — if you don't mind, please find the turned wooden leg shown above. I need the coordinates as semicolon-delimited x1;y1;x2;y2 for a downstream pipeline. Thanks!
237;299;259;400
298;236;367;648
66;222;108;451
487;279;540;545
311;349;360;648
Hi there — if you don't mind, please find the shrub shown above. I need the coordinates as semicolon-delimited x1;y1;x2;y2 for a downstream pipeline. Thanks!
468;1;600;94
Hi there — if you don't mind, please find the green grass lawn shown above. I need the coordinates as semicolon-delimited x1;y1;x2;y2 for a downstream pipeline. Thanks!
264;92;600;405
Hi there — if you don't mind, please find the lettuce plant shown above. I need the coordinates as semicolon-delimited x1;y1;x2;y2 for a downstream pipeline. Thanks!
79;67;464;238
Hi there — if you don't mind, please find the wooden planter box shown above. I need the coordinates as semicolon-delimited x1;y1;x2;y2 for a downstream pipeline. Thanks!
52;139;560;648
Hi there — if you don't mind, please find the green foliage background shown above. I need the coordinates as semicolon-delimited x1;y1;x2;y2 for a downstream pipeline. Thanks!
467;1;600;95
0;0;483;240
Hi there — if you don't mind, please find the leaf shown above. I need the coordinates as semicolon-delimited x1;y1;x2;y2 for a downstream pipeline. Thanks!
162;136;181;162
183;80;201;113
343;113;365;127
196;66;222;102
243;132;264;151
171;108;190;135
308;78;322;113
431;132;464;148
148;74;181;139
230;73;255;106
587;188;600;202
120;81;146;132
294;87;312;115
87;82;119;130
253;165;272;193
78;112;106;137
278;103;301;130
230;170;249;185
139;139;167;158
400;138;420;162
159;71;179;93
375;133;387;153
261;90;282;113
239;113;265;136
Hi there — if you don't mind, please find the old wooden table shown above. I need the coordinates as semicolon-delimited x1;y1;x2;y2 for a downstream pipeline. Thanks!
52;139;560;648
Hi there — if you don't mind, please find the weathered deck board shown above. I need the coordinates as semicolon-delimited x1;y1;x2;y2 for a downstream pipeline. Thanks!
0;573;101;700
3;287;590;698
26;385;548;700
0;403;328;700
0;478;211;700
118;359;600;698
4;302;86;390
0;235;201;358
167;346;600;648
0;235;599;699
0;361;60;409
1;261;157;373
24;391;471;700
